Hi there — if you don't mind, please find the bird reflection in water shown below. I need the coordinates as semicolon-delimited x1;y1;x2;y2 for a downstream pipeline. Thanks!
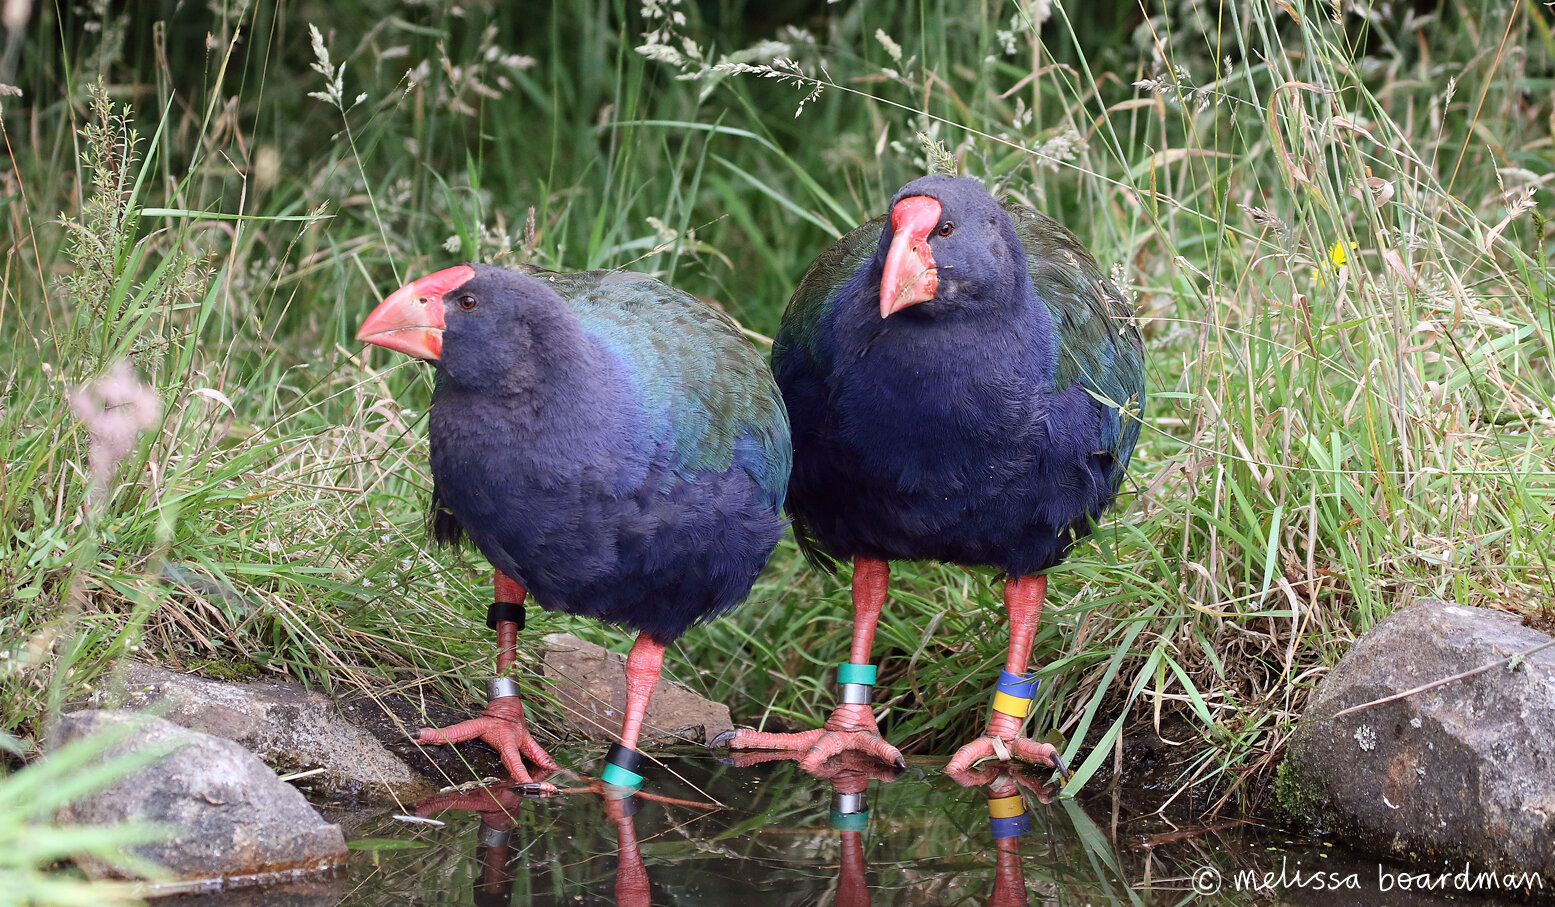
946;763;1064;907
722;749;903;907
409;781;549;907
411;756;1062;905
410;776;715;907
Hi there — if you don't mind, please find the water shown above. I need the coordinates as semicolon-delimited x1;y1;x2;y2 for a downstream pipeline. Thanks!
164;748;1549;906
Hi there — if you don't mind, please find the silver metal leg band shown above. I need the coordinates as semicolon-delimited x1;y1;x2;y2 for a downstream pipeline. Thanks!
833;791;867;815
479;823;511;848
487;676;521;702
839;682;872;705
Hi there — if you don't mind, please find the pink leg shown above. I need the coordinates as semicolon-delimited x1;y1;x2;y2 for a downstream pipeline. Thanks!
719;557;904;771
946;574;1065;775
414;571;560;789
494;571;524;673
607;803;651;907
837;830;868;907
598;638;676;903
618;634;666;752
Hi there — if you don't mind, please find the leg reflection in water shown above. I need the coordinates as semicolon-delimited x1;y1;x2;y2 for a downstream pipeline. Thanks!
722;749;904;906
602;787;650;907
411;782;550;907
947;762;1062;907
412;776;717;906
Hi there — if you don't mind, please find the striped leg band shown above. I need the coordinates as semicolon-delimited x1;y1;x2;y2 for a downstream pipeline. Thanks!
601;742;646;789
988;793;1032;839
837;663;877;706
991;669;1040;718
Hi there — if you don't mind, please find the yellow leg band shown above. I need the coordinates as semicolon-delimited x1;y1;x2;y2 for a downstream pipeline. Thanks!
987;795;1025;819
991;691;1032;718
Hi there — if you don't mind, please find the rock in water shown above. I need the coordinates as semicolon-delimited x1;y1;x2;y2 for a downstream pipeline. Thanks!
1281;598;1555;877
78;661;434;801
51;710;348;889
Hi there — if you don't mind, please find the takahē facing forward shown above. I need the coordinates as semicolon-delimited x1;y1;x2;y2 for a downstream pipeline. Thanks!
718;174;1144;775
358;264;790;792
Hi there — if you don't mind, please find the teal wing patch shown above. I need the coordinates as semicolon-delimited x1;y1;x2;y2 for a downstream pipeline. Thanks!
1006;205;1146;486
533;268;790;507
772;215;885;377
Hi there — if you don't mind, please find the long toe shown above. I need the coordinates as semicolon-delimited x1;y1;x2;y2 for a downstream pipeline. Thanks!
721;727;827;752
414;717;490;746
946;736;999;774
519;732;560;773
1010;738;1067;777
490;734;541;785
797;730;903;773
414;709;557;787
947;734;1069;779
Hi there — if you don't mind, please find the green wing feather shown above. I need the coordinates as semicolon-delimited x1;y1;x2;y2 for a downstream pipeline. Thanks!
530;267;791;506
1005;206;1145;489
772;215;886;377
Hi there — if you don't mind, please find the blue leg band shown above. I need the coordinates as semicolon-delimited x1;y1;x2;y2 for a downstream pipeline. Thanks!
995;669;1040;699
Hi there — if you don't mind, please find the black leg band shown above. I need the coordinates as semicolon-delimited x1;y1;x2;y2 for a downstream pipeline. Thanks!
606;742;648;774
487;601;525;630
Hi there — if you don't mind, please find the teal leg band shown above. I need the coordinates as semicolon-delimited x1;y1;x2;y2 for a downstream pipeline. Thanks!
601;762;644;789
602;742;646;789
836;662;878;685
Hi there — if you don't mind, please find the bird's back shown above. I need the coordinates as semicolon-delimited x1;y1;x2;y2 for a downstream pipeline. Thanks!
536;268;791;505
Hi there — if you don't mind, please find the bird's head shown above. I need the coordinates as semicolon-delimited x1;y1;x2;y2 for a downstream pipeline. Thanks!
877;174;1027;320
357;264;563;390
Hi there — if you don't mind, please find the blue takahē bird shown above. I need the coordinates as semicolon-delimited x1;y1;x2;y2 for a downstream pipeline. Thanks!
718;175;1144;774
358;263;790;791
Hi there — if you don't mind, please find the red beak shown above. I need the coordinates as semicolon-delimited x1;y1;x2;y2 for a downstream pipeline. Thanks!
879;196;941;319
357;265;475;361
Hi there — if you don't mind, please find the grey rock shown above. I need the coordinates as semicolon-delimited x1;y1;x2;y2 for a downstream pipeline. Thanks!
51;710;348;888
81;662;435;800
141;878;343;906
539;633;733;745
1282;598;1555;876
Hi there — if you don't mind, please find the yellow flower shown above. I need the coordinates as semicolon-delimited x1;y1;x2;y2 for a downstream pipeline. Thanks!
1310;240;1357;286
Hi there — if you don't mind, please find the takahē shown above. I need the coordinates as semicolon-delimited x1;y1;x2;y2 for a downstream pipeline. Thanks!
358;264;790;791
718;174;1144;775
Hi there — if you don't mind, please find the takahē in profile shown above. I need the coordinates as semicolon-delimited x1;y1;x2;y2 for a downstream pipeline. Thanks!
718;174;1144;775
358;264;790;792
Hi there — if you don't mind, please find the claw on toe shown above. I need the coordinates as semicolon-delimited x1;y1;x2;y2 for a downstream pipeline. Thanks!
946;734;1067;779
1050;751;1073;784
410;706;558;786
714;724;903;775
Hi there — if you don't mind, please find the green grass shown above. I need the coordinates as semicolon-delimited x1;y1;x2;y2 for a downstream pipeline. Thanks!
3;0;1552;832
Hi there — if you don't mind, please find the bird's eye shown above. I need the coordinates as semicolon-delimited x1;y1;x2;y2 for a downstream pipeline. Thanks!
458;295;477;310
938;222;954;237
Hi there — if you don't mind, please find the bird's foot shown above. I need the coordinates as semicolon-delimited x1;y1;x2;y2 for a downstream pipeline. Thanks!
944;762;1062;805
413;695;560;791
411;781;555;827
712;703;904;773
945;732;1069;781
